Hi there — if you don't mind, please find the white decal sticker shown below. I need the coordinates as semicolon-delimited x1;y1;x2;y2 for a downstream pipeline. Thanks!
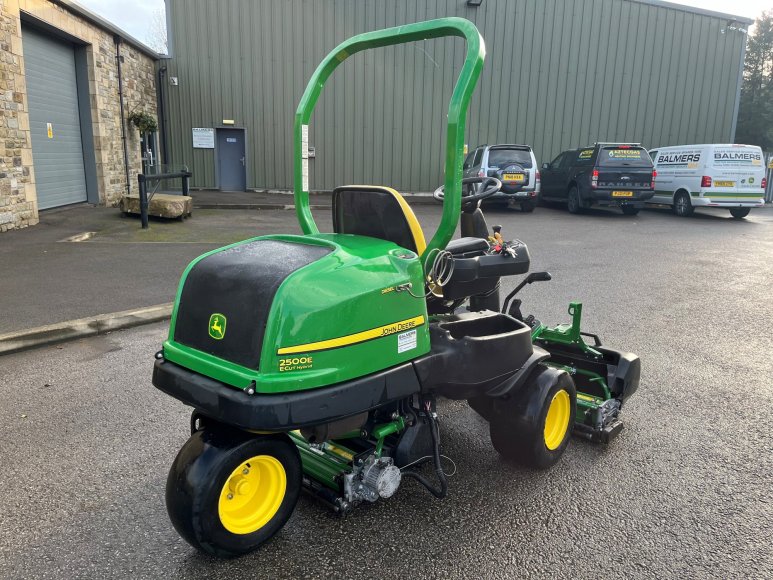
301;124;309;191
397;329;417;353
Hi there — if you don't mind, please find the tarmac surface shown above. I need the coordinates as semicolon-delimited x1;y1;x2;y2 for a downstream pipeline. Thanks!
1;202;772;578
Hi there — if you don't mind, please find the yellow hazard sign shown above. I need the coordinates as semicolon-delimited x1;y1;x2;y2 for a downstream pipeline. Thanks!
46;123;53;139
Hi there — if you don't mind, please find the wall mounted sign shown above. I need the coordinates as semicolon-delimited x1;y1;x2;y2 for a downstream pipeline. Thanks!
192;127;215;148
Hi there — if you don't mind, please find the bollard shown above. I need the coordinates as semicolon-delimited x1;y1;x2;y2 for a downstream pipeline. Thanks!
138;174;149;229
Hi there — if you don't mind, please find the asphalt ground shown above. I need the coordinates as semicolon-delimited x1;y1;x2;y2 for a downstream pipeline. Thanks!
1;203;772;578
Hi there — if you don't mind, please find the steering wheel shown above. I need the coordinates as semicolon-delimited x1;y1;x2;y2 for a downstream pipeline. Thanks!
433;176;502;207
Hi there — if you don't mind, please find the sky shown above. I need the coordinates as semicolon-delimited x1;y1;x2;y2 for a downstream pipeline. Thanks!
76;0;770;50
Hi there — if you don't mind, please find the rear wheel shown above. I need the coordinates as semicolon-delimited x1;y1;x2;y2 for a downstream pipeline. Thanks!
166;428;301;557
729;207;750;219
673;192;694;217
489;366;576;469
621;206;639;216
567;187;583;214
520;201;536;213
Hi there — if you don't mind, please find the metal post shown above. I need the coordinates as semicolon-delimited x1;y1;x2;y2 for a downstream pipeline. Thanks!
138;174;149;229
182;171;190;196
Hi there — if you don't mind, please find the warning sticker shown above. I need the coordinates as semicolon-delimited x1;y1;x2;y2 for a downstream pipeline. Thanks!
301;124;309;191
397;329;417;354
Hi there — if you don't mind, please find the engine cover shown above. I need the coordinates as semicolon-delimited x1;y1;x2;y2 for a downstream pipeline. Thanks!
163;234;430;393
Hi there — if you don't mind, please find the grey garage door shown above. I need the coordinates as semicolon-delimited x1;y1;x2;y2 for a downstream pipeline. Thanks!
22;26;88;210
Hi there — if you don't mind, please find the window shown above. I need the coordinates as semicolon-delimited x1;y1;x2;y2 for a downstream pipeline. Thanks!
649;150;659;165
486;148;533;169
549;153;565;169
598;147;653;167
559;152;575;169
575;148;594;166
463;152;475;170
472;147;484;167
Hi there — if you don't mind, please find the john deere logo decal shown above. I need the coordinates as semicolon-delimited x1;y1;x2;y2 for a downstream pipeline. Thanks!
208;313;226;340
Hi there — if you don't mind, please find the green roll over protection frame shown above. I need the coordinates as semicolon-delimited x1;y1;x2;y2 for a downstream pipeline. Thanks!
293;17;486;273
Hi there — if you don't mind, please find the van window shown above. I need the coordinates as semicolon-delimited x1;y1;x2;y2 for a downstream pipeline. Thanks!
487;148;533;169
711;146;764;168
649;150;658;164
598;147;653;167
463;152;475;170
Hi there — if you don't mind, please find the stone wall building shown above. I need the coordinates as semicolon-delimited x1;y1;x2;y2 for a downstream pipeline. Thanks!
0;0;159;232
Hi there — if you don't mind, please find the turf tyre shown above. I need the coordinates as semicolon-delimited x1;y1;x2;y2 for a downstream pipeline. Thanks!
489;365;576;469
166;427;301;558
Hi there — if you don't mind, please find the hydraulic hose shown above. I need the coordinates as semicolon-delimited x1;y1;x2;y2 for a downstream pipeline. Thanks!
402;414;448;499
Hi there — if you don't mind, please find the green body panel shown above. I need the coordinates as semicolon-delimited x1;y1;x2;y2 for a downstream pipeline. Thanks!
292;17;485;273
162;234;429;393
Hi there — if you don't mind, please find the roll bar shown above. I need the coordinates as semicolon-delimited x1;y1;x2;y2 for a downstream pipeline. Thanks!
293;17;486;273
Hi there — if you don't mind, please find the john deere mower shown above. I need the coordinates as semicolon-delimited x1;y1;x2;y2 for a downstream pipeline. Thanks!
153;18;640;558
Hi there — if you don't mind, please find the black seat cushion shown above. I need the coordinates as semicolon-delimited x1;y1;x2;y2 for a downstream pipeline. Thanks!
332;186;421;254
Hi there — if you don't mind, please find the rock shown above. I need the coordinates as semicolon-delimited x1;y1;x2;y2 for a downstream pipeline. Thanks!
119;193;193;219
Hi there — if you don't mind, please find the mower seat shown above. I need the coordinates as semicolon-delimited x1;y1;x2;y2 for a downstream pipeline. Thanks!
332;186;427;255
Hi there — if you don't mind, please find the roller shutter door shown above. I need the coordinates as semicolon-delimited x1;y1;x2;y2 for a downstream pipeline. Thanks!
22;26;88;209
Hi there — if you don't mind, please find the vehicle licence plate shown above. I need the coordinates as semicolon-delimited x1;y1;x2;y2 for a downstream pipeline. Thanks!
503;173;525;182
612;191;634;197
714;180;735;187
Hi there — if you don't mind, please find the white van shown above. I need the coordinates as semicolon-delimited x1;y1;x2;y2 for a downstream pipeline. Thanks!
647;144;767;219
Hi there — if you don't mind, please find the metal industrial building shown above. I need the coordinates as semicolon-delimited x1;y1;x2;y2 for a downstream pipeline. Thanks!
161;0;751;194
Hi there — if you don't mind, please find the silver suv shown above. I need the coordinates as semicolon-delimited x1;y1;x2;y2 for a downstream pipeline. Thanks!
462;144;541;212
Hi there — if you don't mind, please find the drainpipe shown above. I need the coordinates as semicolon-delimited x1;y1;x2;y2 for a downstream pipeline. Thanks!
157;65;168;164
115;35;131;195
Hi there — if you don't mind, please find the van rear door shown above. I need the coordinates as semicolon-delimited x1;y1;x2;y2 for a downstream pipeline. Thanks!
596;146;653;192
708;145;765;195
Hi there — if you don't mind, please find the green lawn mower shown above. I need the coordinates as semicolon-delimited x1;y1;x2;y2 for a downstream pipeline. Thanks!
153;18;640;558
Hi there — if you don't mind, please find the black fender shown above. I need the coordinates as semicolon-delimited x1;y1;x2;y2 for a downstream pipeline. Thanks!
469;361;570;425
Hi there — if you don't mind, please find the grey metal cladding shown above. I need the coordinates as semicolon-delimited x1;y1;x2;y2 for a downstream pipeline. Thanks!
164;0;747;192
22;25;88;209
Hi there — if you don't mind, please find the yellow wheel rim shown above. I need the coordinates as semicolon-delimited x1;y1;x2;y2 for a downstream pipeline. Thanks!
543;389;571;451
218;455;286;535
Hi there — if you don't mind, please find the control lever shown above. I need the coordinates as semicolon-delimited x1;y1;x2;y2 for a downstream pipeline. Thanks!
501;271;552;317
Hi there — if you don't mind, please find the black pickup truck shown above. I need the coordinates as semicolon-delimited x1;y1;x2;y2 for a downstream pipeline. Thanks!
540;144;655;215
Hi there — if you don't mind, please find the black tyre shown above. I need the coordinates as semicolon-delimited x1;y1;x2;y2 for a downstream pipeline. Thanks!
567;187;583;214
673;192;694;217
621;206;639;216
520;201;536;213
489;365;576;469
166;427;301;558
729;207;750;219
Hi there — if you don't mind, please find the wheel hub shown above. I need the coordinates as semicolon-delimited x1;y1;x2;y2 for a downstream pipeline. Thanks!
544;389;571;450
218;455;286;535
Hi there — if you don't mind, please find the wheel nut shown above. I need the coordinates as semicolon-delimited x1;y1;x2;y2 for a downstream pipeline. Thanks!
242;468;249;475
227;493;234;500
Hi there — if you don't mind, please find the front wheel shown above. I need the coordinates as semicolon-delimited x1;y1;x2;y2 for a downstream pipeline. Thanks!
673;192;694;217
729;207;750;219
567;187;583;214
621;206;640;216
489;366;576;469
166;428;301;558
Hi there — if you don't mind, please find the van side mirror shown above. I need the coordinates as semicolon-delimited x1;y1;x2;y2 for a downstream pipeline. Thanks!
542;163;550;170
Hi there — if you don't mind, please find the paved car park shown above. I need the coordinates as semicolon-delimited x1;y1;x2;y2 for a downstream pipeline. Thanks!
1;204;772;579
